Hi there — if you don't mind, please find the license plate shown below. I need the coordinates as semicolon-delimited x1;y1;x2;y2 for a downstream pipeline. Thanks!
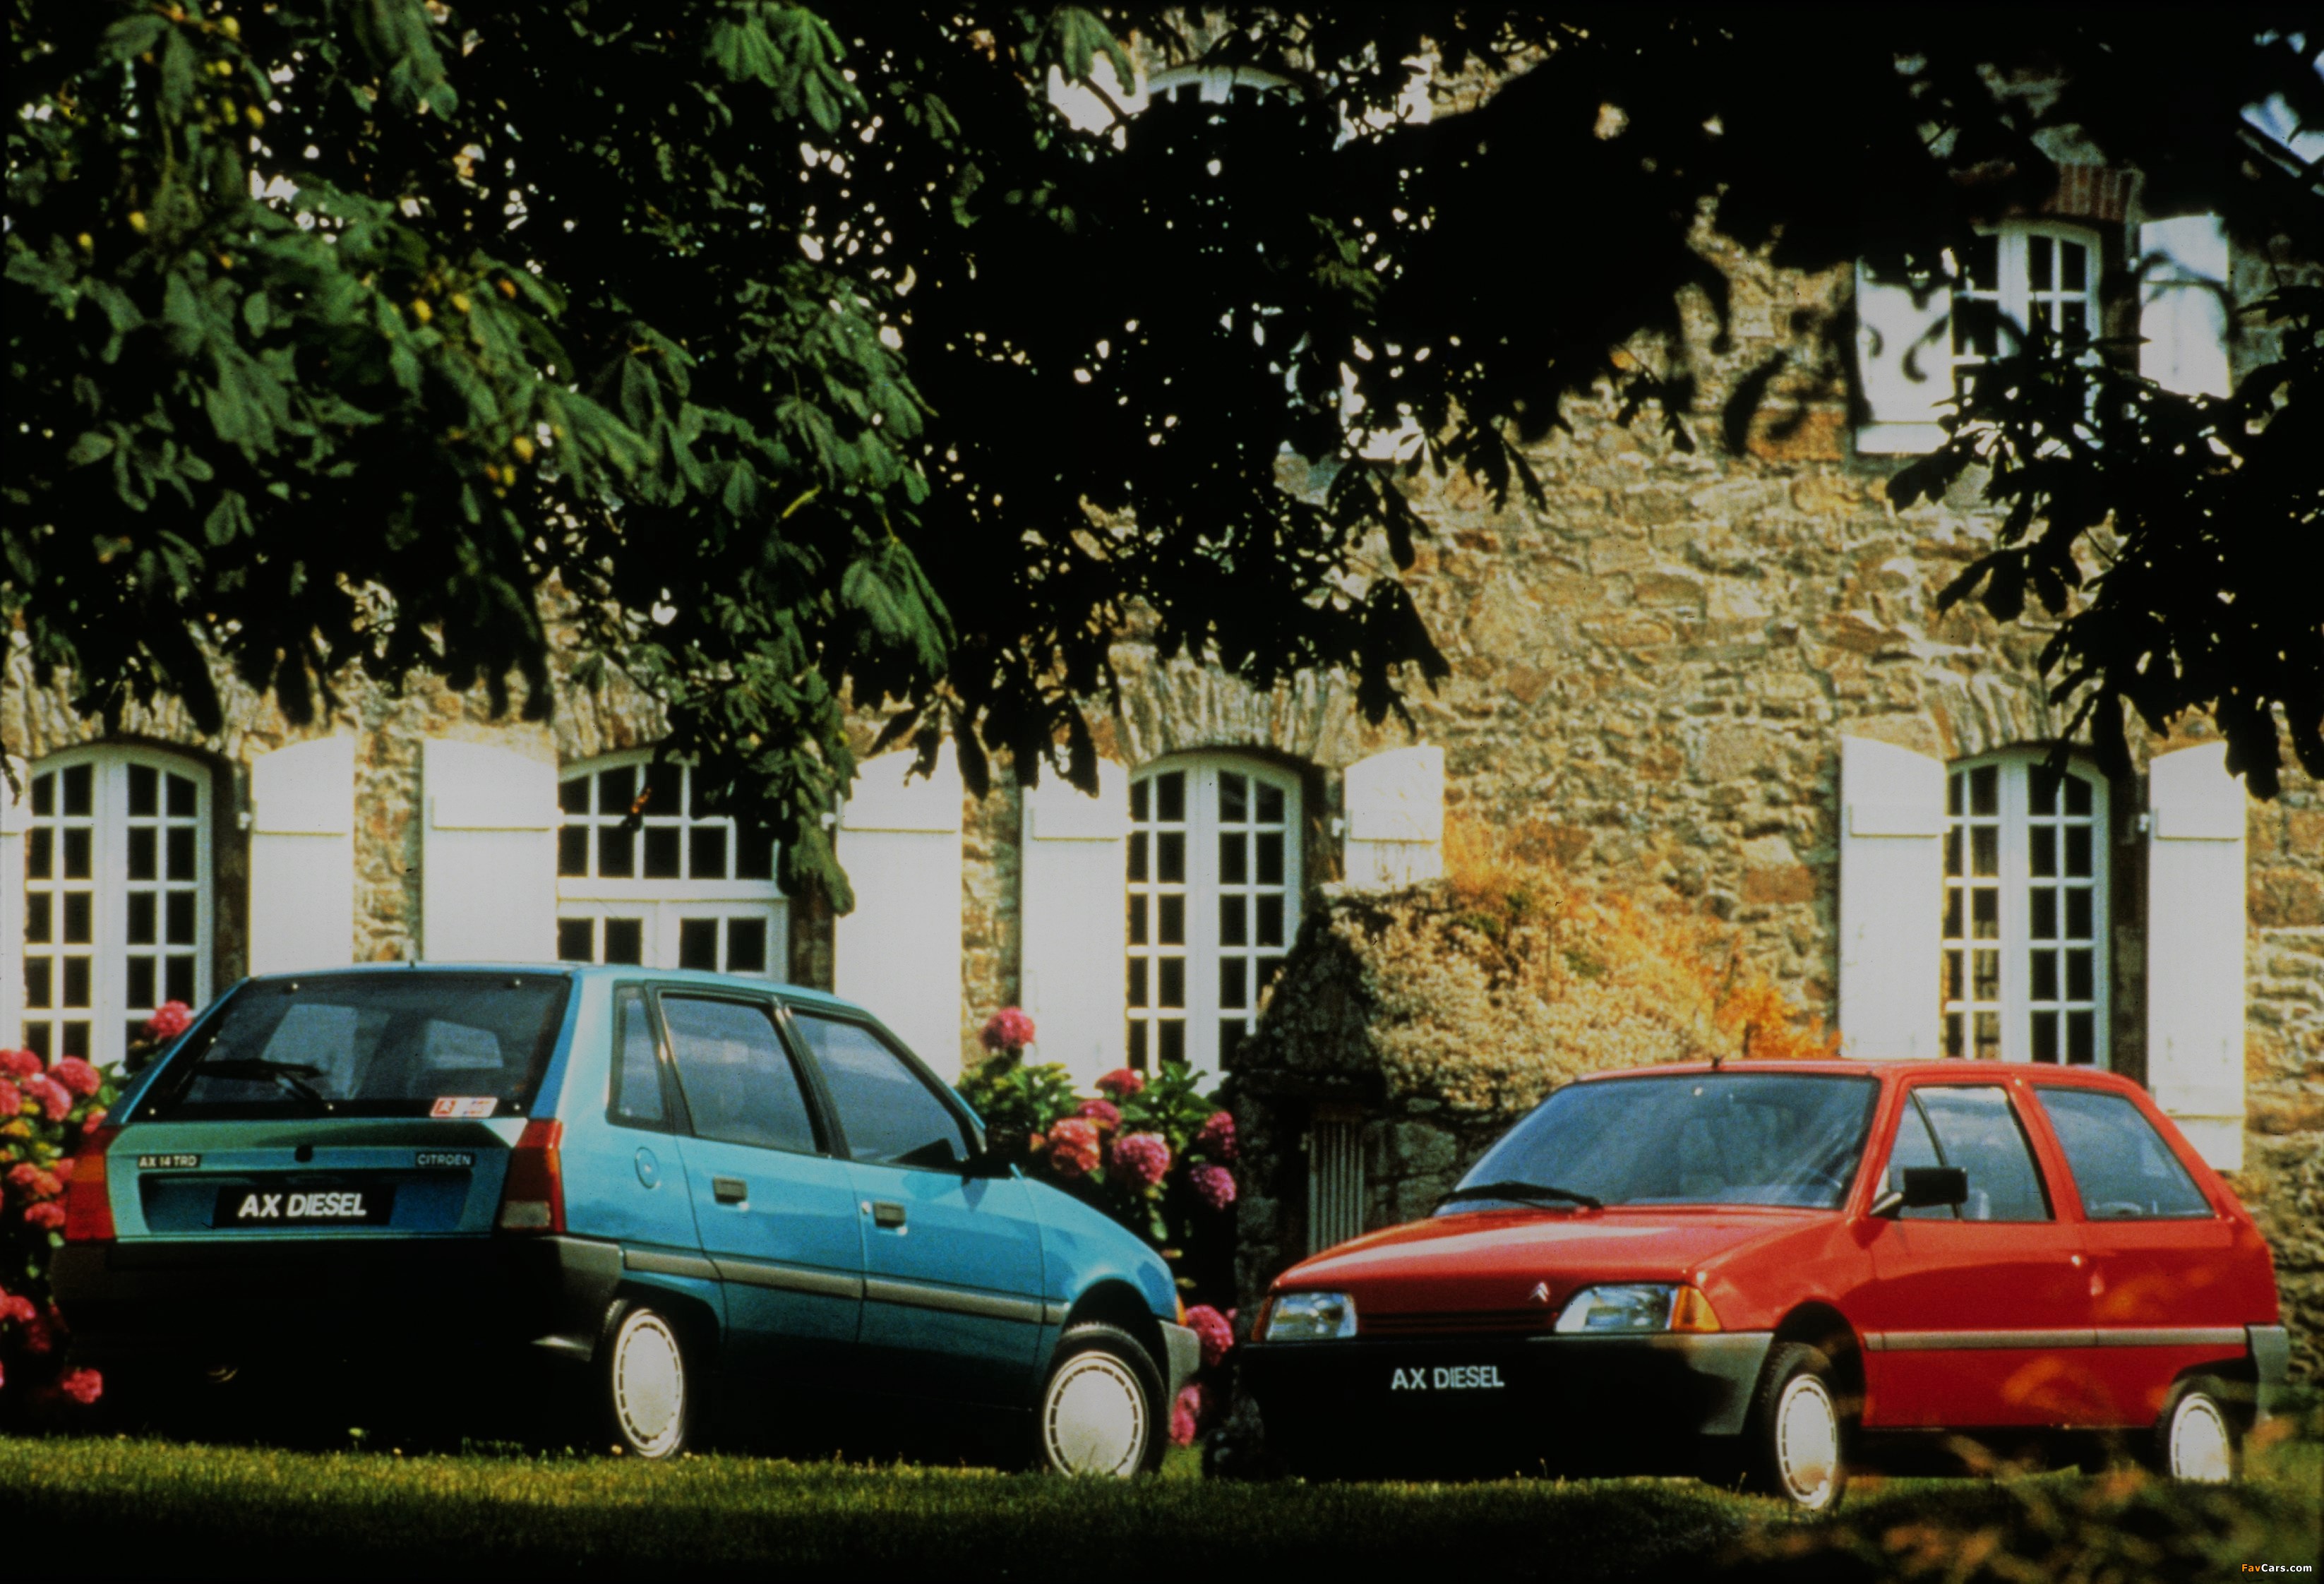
1389;1363;1511;1393
213;1185;395;1228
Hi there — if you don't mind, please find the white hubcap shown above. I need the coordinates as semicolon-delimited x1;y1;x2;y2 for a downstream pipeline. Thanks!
2167;1393;2232;1482
1043;1352;1147;1476
1774;1374;1840;1508
611;1312;686;1458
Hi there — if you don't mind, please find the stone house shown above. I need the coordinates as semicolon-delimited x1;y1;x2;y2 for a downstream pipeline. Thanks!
4;68;2317;1374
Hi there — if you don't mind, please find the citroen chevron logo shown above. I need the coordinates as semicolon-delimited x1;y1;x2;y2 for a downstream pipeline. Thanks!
1528;1281;1552;1306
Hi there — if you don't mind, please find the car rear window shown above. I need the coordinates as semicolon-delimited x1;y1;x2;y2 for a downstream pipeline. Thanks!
1448;1073;1879;1211
147;972;570;1119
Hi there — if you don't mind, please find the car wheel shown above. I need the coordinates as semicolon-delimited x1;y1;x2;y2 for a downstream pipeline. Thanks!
1037;1324;1163;1477
1743;1342;1850;1511
2154;1376;2237;1483
603;1302;692;1458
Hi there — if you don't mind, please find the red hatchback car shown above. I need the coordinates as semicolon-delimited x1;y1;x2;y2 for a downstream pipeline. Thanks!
1242;1062;2288;1507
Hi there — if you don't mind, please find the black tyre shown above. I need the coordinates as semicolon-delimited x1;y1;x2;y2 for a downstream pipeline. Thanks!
601;1302;693;1458
1036;1323;1164;1477
2151;1375;2238;1483
1741;1341;1850;1510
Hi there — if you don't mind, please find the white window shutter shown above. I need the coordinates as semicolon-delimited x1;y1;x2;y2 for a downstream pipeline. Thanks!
2140;215;2232;397
1019;760;1130;1087
1343;745;1444;888
834;746;964;1072
2146;743;2246;1170
421;738;558;963
1853;261;1953;455
1837;737;1945;1058
248;736;357;975
1;757;28;1045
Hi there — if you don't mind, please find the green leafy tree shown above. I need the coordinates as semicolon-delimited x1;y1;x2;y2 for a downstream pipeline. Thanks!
9;6;2318;920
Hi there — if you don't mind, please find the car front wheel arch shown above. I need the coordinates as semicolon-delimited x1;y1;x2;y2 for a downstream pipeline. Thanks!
1061;1280;1167;1388
1772;1303;1866;1417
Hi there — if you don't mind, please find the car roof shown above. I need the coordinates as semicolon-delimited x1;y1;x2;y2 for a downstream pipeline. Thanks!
1575;1059;2140;1088
234;961;867;1017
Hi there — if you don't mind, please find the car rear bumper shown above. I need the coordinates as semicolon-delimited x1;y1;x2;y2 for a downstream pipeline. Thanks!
1242;1331;1773;1475
50;1235;625;1369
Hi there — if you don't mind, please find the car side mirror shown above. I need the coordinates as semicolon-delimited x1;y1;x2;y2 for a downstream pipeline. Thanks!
1869;1166;1968;1218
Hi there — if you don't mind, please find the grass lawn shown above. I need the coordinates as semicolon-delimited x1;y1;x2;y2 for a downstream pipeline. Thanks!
3;1430;2316;1581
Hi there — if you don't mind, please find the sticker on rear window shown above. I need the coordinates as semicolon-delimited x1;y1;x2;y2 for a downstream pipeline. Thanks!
430;1097;498;1119
136;1153;201;1170
415;1151;476;1169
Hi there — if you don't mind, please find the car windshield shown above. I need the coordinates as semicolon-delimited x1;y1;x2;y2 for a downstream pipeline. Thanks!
1443;1072;1879;1213
150;972;571;1119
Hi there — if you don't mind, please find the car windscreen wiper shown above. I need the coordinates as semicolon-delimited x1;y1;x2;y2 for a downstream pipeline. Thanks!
195;1058;333;1109
1437;1180;1602;1211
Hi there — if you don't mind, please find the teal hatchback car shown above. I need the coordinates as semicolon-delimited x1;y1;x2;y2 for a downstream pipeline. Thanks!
52;966;1197;1472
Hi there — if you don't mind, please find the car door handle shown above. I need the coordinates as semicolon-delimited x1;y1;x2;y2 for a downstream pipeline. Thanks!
712;1177;748;1204
871;1200;906;1229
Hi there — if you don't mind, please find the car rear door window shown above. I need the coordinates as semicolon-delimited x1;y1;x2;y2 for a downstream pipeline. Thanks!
789;1012;969;1168
1914;1085;2052;1222
2036;1088;2212;1220
1883;1095;1958;1220
662;995;819;1154
609;986;668;1130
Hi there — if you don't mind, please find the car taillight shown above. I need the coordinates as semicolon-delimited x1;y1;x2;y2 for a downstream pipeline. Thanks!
64;1127;119;1243
497;1118;565;1234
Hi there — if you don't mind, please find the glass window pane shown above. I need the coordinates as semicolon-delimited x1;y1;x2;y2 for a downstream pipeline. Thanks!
1127;895;1148;946
2030;950;2058;1002
2067;1011;2096;1065
598;825;635;878
128;764;158;817
1220;958;1247;1010
25;894;52;944
1219;833;1247;885
1127;959;1148;1008
1257;832;1285;886
1257;894;1285;947
1954;297;2000;358
1943;948;1963;1000
28;829;52;880
1127;1020;1148;1069
64;892;93;944
2065;827;2092;878
2064;776;2092;817
1917;1085;2049;1218
126;956;156;1009
2066;889;2093;941
1970;827;1998;877
793;1013;965;1167
689;824;729;880
64;828;91;879
726;918;768;975
642;827;681;880
1974;1011;2000;1061
1158;1020;1185;1067
598;766;637;817
62;764;92;817
1970;766;1998;816
735;826;777;882
26;958;53;1009
166;827;196;881
1943;889;1963;940
558;826;590;877
2037;1088;2208;1218
558;776;591;815
1156;772;1185;824
1127;832;1149;883
678;918;718;971
1972;949;1999;1002
2030;767;2059;815
604;918;645;965
2066;949;2094;1001
2032;1012;2058;1063
166;774;196;817
126;892;156;946
164;956;194;1003
1965;234;1999;292
665;997;816;1154
1157;832;1185;884
2030;827;2056;877
1257;784;1285;824
1886;1097;1955;1220
2030;889;2057;940
165;892;196;945
2061;241;2086;292
1219;894;1247;947
1158;894;1185;946
1971;888;1999;940
1130;779;1149;822
1158;957;1185;1009
31;773;53;817
557;918;595;963
1948;774;1963;817
1944;829;1963;877
610;988;666;1127
2029;234;2053;291
1219;773;1247;822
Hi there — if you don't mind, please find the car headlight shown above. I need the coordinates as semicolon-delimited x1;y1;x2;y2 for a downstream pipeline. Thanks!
1262;1290;1358;1341
1553;1283;1720;1334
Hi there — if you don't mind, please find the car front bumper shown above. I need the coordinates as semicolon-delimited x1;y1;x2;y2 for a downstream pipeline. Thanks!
1242;1331;1774;1475
50;1235;625;1369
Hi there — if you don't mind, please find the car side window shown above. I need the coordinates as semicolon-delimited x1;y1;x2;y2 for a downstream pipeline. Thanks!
1912;1086;2052;1223
608;985;667;1131
1883;1095;1955;1220
789;1012;969;1169
2036;1088;2212;1220
662;995;820;1155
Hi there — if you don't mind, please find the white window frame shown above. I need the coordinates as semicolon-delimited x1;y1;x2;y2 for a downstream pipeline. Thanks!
1951;220;2104;397
18;746;214;1067
556;752;787;978
1127;754;1302;1076
1941;750;2111;1067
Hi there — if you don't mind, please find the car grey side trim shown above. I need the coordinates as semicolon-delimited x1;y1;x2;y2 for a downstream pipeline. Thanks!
1866;1327;2248;1352
2091;1326;2248;1349
863;1276;1045;1325
1043;1300;1072;1326
622;1247;719;1283
714;1256;865;1300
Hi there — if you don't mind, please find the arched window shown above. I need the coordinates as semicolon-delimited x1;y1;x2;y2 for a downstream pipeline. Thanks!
1951;220;2102;400
1126;756;1302;1074
19;748;213;1064
1941;752;2111;1065
555;755;786;977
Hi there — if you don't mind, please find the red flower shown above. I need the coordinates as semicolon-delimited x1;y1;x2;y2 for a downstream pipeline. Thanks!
978;1007;1037;1055
1046;1117;1101;1178
1185;1304;1234;1368
24;1201;66;1231
25;1073;73;1122
1189;1163;1238;1212
6;1163;62;1200
1170;1382;1209;1446
144;1001;194;1040
1074;1098;1121;1132
0;1291;37;1326
17;1302;55;1351
1192;1110;1237;1161
0;1048;40;1080
80;1108;107;1134
50;1157;74;1183
1110;1132;1171;1189
1095;1067;1145;1099
57;1367;104;1406
51;1056;102;1098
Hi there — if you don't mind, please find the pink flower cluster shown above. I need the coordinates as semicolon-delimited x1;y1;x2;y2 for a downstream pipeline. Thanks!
1188;1163;1236;1212
1074;1098;1120;1132
1192;1110;1237;1162
1046;1117;1101;1177
1184;1304;1234;1368
144;1001;193;1040
1170;1381;1210;1448
1109;1132;1171;1189
978;1006;1036;1055
1094;1067;1144;1100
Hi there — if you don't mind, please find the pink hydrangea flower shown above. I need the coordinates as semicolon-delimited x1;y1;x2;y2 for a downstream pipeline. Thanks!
16;1304;54;1352
1074;1098;1121;1132
81;1109;107;1134
1046;1117;1101;1177
1192;1110;1237;1161
0;1290;37;1326
144;1001;193;1040
0;1048;40;1081
978;1007;1036;1055
1169;1382;1209;1446
58;1367;104;1407
1189;1163;1238;1212
1185;1304;1234;1368
1094;1067;1145;1099
51;1056;102;1098
24;1074;73;1122
6;1163;62;1199
1110;1132;1171;1189
24;1201;66;1231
